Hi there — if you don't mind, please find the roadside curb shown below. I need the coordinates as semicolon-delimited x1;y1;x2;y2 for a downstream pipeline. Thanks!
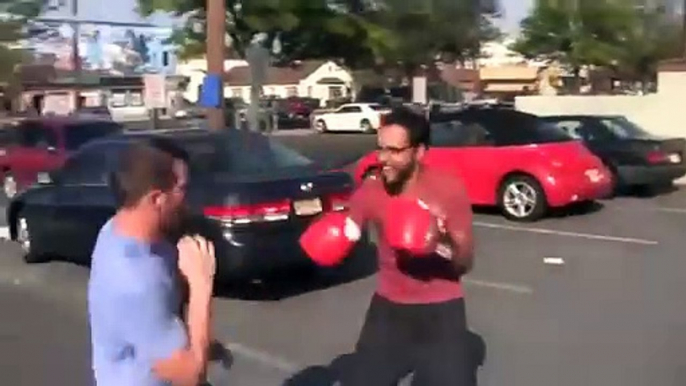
270;129;316;137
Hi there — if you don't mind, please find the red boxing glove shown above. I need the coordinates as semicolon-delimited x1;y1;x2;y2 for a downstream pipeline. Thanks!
383;197;439;256
299;211;362;266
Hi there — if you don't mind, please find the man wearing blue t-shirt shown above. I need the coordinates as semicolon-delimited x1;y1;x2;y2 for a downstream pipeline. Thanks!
88;137;215;386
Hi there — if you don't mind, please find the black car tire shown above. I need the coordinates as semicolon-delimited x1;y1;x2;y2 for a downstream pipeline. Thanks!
602;160;621;196
498;174;548;222
360;119;374;134
15;214;49;264
315;119;328;133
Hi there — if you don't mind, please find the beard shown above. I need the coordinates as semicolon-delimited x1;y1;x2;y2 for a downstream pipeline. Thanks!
382;161;417;196
161;205;190;242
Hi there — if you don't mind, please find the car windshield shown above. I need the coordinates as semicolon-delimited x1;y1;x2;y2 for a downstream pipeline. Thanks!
368;104;387;111
600;116;653;139
187;132;315;175
64;121;123;151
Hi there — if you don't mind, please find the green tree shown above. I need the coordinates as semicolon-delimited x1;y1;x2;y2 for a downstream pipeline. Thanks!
513;1;641;89
0;0;43;85
343;0;502;80
138;0;500;73
615;7;683;90
137;0;395;68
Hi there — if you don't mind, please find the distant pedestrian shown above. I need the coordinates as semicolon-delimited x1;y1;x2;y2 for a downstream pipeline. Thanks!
88;137;216;386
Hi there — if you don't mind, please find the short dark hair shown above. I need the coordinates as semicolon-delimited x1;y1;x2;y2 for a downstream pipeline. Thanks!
110;136;190;208
384;107;431;148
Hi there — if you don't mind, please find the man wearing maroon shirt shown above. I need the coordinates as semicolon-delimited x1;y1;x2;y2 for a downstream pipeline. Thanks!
343;107;475;385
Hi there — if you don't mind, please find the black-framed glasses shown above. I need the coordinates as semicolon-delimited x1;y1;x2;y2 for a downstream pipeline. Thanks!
376;145;414;155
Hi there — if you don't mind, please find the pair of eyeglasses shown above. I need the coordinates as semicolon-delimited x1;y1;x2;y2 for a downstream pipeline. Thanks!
376;145;414;155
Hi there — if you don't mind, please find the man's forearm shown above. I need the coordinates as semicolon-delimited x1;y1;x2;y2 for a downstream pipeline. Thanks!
186;285;212;375
152;286;213;386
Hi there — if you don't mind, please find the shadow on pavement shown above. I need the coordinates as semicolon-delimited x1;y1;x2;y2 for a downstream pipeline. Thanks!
615;182;679;198
473;200;605;219
548;200;605;218
281;330;487;386
214;242;378;302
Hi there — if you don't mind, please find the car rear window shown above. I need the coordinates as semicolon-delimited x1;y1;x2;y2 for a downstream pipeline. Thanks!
185;133;314;175
64;121;123;151
600;117;654;139
461;110;574;146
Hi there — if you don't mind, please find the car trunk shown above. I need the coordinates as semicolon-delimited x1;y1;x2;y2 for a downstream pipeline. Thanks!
191;168;354;229
623;137;686;166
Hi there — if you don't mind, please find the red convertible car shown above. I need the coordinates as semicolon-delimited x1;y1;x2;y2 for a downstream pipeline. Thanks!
353;108;613;222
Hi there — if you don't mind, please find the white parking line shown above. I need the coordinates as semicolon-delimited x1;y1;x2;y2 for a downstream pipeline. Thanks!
464;278;534;295
474;221;658;245
224;341;301;373
656;207;686;214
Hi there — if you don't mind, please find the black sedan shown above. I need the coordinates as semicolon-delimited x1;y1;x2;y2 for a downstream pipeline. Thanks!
541;115;686;191
7;128;356;281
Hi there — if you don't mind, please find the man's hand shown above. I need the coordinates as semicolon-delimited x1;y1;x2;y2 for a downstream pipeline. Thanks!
177;235;216;294
153;351;200;386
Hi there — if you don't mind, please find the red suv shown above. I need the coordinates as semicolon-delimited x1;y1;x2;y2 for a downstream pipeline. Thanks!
0;117;123;198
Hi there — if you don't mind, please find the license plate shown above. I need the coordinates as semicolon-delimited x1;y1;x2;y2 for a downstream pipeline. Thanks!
669;153;681;163
293;198;322;216
585;168;602;183
36;172;50;183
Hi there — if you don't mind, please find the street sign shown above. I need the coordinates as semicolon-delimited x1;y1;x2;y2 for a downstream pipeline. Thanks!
143;74;167;109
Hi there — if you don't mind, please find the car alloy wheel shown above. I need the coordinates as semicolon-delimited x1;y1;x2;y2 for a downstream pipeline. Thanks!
17;217;31;253
16;215;47;264
499;175;547;222
315;119;327;133
3;174;17;199
360;119;373;133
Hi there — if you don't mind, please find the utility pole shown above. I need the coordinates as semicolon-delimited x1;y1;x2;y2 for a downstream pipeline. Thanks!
71;0;81;111
206;0;226;130
682;0;686;57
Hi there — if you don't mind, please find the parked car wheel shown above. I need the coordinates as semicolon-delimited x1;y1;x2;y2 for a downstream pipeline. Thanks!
15;214;48;264
360;119;374;134
498;174;547;222
315;119;328;133
602;159;621;196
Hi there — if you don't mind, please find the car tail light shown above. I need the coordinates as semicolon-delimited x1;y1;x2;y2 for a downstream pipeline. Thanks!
646;150;667;164
326;192;351;211
203;199;291;224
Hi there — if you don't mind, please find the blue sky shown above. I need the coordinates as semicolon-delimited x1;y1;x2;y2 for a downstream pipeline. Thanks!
42;0;534;34
497;0;534;33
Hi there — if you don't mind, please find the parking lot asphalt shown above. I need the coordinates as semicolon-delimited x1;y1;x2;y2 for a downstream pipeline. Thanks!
2;132;686;386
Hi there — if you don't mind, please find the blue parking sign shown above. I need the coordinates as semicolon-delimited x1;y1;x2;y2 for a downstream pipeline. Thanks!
200;74;222;108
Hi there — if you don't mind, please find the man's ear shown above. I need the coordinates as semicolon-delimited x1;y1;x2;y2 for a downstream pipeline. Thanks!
416;144;427;160
146;189;166;208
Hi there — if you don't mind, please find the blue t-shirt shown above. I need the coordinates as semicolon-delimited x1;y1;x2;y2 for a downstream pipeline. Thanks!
88;219;187;386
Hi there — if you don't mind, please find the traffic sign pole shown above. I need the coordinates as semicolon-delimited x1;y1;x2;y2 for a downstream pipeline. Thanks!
206;0;226;130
